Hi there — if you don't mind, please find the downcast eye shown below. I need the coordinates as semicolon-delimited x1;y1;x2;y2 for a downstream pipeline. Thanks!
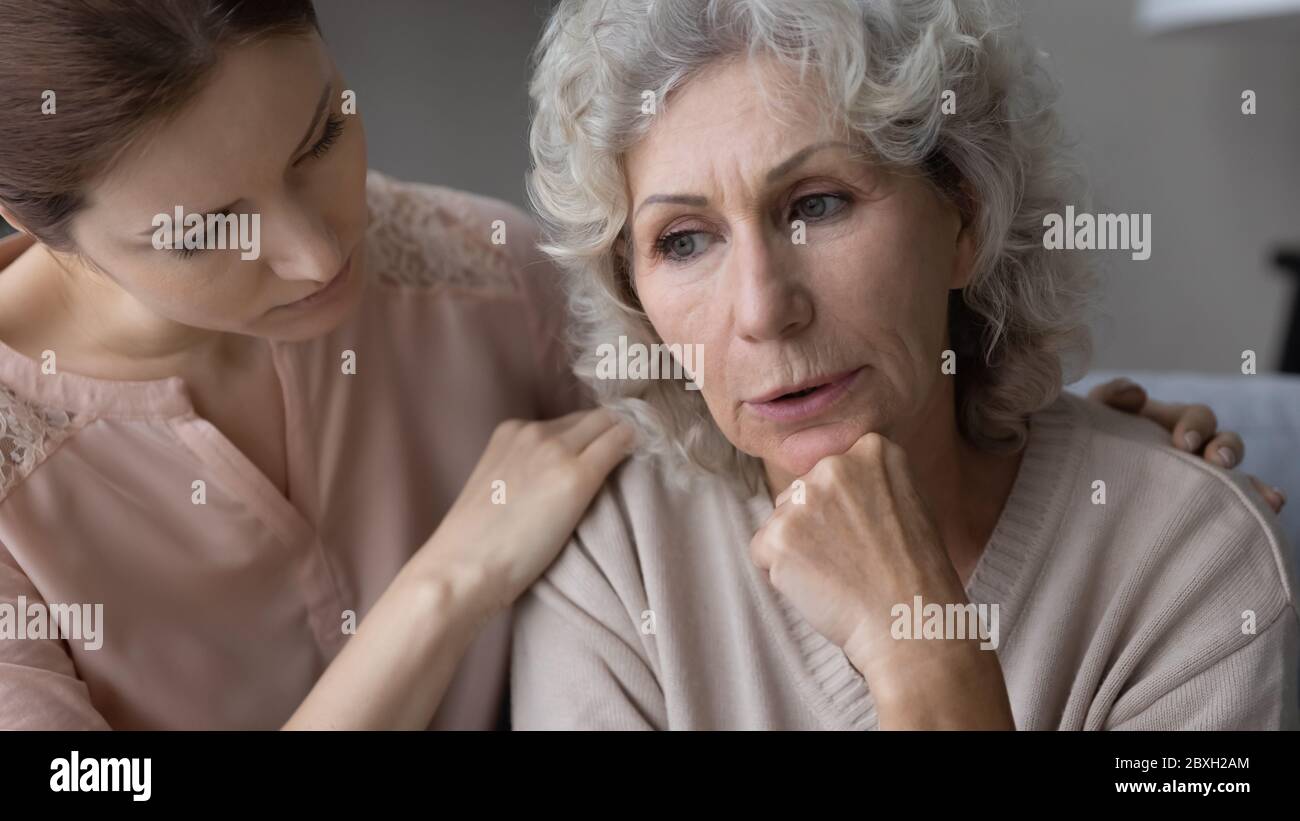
793;194;846;221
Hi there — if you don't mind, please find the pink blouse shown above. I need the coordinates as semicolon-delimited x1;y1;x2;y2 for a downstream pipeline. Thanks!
0;171;583;729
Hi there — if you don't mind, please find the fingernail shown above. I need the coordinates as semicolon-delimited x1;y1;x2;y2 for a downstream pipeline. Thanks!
1274;487;1287;508
1216;448;1236;469
1182;431;1202;452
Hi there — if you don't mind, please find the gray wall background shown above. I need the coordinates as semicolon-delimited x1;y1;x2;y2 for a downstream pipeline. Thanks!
318;0;1299;374
316;0;554;206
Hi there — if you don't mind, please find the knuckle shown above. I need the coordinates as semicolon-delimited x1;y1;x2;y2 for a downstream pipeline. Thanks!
493;419;524;440
857;432;887;459
807;458;837;488
518;421;548;446
766;515;797;549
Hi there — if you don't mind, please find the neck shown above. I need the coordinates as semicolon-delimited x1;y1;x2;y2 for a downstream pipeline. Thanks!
898;379;1021;578
30;245;250;381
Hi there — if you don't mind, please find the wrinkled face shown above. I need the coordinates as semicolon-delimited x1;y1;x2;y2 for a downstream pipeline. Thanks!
625;57;975;485
66;33;368;342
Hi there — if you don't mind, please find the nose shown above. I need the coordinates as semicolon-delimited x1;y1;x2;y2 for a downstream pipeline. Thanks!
259;194;343;284
729;223;812;342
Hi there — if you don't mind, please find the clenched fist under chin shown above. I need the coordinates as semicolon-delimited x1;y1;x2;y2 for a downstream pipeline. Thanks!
749;432;1015;729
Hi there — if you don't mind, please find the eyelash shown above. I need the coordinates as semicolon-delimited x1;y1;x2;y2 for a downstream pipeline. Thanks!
307;114;346;161
650;192;851;264
168;116;347;259
790;192;850;222
651;229;705;262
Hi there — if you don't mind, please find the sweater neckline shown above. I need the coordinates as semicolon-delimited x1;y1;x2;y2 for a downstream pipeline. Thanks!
741;392;1086;730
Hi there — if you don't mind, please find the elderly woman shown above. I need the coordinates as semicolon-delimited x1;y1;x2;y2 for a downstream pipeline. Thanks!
511;0;1299;729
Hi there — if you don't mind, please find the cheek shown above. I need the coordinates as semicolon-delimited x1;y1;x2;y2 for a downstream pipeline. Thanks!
819;214;953;380
637;270;737;408
637;270;717;350
106;251;270;326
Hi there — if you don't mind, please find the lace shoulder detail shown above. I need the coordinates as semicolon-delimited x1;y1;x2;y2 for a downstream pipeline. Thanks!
0;384;78;500
364;171;522;293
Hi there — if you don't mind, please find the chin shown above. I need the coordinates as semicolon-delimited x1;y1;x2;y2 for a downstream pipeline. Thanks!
767;418;868;477
260;282;362;343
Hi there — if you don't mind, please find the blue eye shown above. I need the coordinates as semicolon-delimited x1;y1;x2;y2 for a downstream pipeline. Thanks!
791;193;848;222
654;230;713;262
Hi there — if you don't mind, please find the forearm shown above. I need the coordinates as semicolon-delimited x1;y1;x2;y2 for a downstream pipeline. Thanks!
283;551;495;730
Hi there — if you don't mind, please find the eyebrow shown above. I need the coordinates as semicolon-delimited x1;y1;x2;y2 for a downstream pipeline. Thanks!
136;80;334;238
631;140;856;221
632;194;708;219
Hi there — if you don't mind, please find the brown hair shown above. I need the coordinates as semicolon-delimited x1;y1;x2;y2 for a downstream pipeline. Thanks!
0;0;320;250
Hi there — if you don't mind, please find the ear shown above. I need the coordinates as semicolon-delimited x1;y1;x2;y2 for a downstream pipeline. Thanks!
613;229;643;309
0;205;36;267
947;182;978;290
0;203;32;238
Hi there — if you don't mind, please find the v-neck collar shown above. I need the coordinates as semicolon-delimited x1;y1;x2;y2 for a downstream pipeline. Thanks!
738;393;1085;730
171;339;319;546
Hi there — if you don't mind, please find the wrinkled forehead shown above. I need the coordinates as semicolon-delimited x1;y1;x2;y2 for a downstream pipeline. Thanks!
625;57;863;192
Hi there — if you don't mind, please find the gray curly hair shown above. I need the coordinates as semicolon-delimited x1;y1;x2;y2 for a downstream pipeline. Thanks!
528;0;1094;490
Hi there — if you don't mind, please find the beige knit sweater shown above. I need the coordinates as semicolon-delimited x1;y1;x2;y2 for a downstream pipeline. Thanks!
511;392;1299;729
